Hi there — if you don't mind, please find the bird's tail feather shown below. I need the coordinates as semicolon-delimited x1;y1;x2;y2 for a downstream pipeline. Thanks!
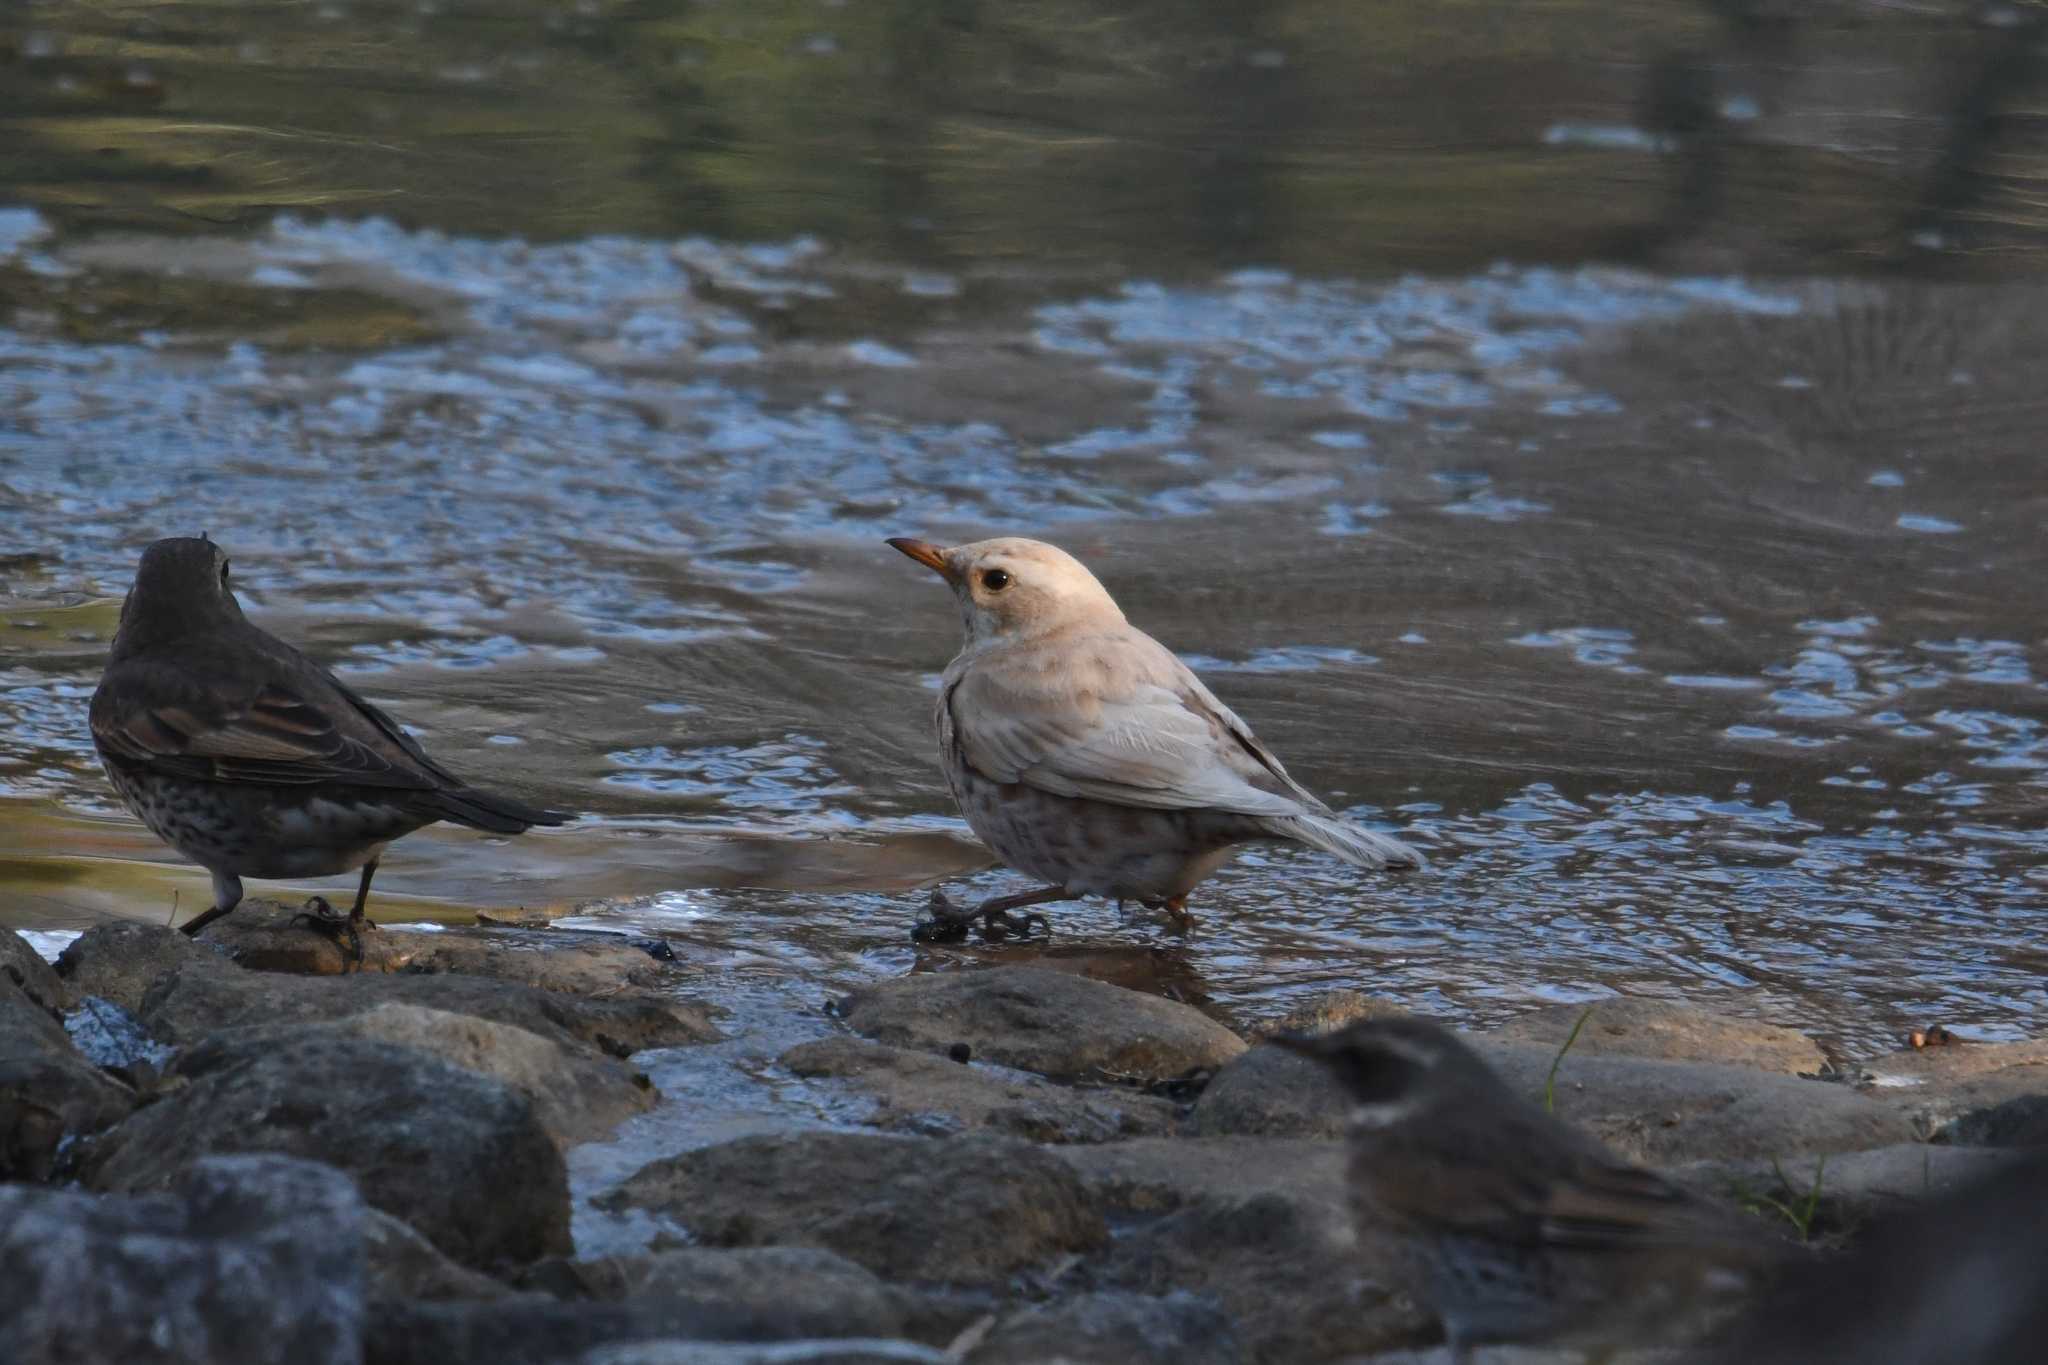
431;786;571;834
1264;810;1425;871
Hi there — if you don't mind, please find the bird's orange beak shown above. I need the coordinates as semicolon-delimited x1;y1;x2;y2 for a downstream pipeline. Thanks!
886;537;958;584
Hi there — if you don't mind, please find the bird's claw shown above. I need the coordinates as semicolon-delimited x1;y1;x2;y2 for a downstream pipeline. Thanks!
983;908;1052;942
911;889;974;944
291;895;365;968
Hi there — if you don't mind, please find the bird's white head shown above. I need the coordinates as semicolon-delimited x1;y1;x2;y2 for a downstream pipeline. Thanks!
887;535;1126;649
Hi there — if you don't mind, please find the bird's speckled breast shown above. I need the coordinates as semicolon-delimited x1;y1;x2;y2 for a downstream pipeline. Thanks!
99;757;425;879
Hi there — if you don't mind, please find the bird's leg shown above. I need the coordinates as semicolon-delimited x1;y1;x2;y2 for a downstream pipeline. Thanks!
912;886;1065;943
177;871;245;937
349;858;381;930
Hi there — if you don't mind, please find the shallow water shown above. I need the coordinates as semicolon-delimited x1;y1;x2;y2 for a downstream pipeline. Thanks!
4;1;2047;1062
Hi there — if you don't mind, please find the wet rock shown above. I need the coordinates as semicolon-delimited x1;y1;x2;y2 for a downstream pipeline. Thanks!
600;1130;1106;1285
140;954;718;1054
1469;1040;1913;1165
54;919;220;1012
1489;998;1828;1075
781;1036;1179;1143
1;925;70;1012
0;1154;363;1365
0;979;136;1181
476;906;556;928
1245;989;1411;1039
181;1001;657;1146
82;1035;569;1271
1679;1143;2026;1234
1854;1038;2048;1142
839;966;1245;1082
197;899;679;993
968;1290;1246;1365
1191;1040;1347;1138
364;1208;512;1302
546;1247;918;1340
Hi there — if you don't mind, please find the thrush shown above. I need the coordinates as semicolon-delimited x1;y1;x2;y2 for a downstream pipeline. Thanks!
89;536;568;942
1274;1017;1779;1362
887;535;1422;940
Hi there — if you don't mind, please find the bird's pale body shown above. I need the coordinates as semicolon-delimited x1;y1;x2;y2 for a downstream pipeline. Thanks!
891;534;1420;931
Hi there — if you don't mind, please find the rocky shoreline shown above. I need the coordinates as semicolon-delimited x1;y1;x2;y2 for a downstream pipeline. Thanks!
3;904;2042;1364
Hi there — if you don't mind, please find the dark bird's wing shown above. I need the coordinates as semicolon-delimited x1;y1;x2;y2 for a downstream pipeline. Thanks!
90;630;567;830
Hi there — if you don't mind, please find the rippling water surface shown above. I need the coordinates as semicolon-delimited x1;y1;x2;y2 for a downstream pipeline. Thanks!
4;1;2046;1058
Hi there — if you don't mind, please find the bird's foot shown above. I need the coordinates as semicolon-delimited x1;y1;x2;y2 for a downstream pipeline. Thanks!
911;889;975;944
1136;896;1194;934
981;906;1053;942
291;895;365;968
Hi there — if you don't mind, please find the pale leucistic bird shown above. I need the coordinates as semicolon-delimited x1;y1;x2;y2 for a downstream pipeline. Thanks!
887;535;1422;939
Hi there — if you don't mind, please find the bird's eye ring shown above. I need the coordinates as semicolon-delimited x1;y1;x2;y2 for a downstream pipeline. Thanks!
980;568;1011;591
219;559;231;587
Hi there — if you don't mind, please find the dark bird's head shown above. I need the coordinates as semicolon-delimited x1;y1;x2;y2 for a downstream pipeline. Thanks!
1271;1016;1500;1129
111;536;247;659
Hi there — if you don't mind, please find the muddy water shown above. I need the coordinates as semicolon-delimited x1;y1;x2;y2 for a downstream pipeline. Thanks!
4;2;2047;1060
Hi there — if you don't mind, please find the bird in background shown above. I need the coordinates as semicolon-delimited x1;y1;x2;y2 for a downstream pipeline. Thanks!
89;536;567;946
1275;1017;1784;1362
887;534;1422;940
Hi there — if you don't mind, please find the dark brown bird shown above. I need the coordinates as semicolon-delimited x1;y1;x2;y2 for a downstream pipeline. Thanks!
1274;1017;1780;1361
89;536;567;939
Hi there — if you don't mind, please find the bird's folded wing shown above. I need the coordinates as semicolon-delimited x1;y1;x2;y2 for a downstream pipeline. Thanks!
91;663;443;790
949;643;1310;817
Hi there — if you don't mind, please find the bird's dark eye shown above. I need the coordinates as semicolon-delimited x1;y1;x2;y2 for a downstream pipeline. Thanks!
219;559;231;587
981;569;1011;591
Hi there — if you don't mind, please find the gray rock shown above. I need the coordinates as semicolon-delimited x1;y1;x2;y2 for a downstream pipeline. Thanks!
1470;1039;1914;1165
1948;1093;2048;1146
1099;1190;1428;1363
199;899;678;994
1489;998;1828;1075
1054;1136;1349;1219
1678;1143;2026;1233
0;980;136;1181
600;1130;1106;1286
583;1343;950;1365
82;1034;569;1271
0;1154;364;1365
969;1290;1245;1365
185;1002;657;1146
364;1207;514;1302
1;925;70;1013
54;920;220;1012
1191;1041;1347;1138
781;1036;1179;1143
138;953;718;1054
549;1247;917;1339
1855;1039;2048;1142
365;1295;781;1365
839;966;1244;1082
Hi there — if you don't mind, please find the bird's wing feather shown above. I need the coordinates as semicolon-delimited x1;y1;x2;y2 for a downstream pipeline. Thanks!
1367;1108;1741;1254
91;652;448;791
948;627;1314;818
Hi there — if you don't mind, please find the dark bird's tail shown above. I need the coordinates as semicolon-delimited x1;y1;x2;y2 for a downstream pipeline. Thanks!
431;785;572;834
